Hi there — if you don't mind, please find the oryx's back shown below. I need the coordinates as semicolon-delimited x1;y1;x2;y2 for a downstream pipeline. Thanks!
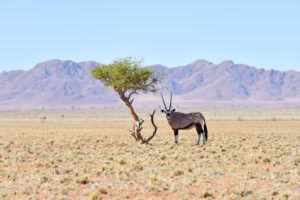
169;111;205;130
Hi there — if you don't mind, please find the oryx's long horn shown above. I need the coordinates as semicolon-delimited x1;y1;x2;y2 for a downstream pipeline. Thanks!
161;93;168;110
169;92;172;109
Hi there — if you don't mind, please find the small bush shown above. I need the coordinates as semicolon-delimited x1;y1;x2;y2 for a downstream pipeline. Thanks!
40;175;49;183
60;177;72;184
99;187;108;194
263;158;271;163
76;176;89;184
89;191;101;200
202;190;214;198
174;170;184;176
119;159;127;165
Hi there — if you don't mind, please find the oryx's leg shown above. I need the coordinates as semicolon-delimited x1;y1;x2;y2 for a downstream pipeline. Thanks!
196;123;205;145
173;129;179;145
202;131;206;145
195;127;201;145
197;132;201;145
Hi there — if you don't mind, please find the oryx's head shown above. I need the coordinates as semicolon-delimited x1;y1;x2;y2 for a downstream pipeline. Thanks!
160;93;176;120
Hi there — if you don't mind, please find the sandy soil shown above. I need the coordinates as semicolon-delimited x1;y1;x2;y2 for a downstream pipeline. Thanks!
0;109;299;199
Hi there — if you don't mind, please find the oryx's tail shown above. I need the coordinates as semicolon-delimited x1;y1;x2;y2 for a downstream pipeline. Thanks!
204;119;208;141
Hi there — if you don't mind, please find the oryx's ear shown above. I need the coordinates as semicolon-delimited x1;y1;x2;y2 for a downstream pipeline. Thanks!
172;109;176;112
161;110;165;113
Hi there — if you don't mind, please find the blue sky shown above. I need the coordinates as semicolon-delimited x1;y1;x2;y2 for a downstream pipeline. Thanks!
0;0;299;71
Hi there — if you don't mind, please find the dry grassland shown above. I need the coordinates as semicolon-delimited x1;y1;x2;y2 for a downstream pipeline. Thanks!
0;108;300;199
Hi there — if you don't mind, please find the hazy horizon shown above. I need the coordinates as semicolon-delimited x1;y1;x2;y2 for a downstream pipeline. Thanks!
1;58;300;74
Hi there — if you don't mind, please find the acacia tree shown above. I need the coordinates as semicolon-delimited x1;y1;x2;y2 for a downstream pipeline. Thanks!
91;57;163;144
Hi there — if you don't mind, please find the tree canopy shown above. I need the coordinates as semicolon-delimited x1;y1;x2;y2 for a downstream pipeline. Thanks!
91;57;162;96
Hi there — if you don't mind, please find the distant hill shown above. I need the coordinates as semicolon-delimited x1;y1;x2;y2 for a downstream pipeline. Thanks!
0;59;300;109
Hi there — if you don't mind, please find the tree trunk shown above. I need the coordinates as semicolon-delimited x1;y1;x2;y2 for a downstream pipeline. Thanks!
119;93;157;144
119;93;139;121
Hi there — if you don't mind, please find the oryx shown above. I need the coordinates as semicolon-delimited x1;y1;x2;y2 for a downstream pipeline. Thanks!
160;93;208;145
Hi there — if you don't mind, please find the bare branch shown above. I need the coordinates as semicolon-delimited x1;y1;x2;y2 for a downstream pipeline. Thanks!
129;123;138;141
136;131;144;142
129;98;134;105
130;132;139;141
128;91;136;100
128;111;157;144
139;119;144;126
144;110;158;144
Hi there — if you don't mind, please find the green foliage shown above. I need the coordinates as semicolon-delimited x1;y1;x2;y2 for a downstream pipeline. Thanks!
91;57;163;95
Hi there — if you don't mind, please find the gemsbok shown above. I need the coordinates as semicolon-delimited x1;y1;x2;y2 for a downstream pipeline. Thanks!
160;93;208;145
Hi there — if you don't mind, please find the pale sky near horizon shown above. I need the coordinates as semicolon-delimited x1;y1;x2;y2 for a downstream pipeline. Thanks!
0;0;299;72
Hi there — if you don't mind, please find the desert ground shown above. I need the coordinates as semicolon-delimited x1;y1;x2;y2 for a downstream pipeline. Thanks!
0;108;300;199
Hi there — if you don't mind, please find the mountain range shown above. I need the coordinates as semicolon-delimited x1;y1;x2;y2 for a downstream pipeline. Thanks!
0;59;300;109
